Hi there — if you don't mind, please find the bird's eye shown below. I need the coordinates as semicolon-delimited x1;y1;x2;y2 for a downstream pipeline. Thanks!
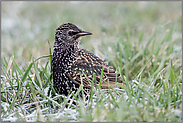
68;31;78;36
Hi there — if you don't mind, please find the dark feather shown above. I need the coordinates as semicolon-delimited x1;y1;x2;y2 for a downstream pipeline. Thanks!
66;48;124;91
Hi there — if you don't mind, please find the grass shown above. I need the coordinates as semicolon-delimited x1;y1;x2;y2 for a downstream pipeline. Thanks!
1;1;182;122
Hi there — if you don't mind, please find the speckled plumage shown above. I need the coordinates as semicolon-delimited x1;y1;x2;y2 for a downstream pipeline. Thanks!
52;23;124;96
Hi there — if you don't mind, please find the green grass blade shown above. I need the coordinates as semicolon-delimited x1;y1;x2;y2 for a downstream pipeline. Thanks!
21;62;33;82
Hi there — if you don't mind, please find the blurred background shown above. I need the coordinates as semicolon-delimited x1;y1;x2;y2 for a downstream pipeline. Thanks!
1;1;181;64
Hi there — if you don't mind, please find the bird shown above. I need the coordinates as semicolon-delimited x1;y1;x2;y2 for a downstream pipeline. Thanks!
52;23;124;96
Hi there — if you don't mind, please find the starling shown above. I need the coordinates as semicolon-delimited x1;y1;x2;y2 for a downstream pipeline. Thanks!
52;23;124;96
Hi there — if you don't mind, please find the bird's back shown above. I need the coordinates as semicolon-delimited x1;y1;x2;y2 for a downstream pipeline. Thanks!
67;48;124;92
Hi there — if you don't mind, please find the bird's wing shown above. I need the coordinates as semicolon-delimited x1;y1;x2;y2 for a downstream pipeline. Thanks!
66;49;124;90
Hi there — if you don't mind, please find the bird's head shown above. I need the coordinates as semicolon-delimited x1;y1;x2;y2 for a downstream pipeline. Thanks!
55;23;92;46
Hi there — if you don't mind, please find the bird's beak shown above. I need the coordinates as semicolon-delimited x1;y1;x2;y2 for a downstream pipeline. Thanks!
77;31;92;36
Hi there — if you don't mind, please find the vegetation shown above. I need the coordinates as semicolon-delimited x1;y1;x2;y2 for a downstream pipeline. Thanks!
1;1;182;122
